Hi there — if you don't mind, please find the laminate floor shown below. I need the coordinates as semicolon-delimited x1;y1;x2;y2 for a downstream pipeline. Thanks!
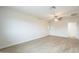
0;36;79;53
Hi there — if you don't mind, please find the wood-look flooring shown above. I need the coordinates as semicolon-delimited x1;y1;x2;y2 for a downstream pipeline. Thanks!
0;35;79;53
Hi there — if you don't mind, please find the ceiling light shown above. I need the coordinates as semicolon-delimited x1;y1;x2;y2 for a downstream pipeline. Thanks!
51;6;63;22
54;18;59;22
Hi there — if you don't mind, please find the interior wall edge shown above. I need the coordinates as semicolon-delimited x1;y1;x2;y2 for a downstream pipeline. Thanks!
0;33;48;49
49;34;68;38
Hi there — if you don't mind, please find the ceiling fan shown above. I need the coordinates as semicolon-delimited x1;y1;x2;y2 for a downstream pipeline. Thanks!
43;6;78;22
47;6;78;31
50;6;63;22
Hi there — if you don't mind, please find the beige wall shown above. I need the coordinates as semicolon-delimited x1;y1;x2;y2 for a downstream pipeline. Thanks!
0;7;48;49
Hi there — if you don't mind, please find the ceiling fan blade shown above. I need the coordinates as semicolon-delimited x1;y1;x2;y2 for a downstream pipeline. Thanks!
58;17;63;20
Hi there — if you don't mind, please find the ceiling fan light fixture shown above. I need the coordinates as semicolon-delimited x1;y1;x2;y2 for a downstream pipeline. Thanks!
54;18;59;22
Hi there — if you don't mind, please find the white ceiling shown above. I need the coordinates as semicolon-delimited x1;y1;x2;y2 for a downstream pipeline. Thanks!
9;6;79;20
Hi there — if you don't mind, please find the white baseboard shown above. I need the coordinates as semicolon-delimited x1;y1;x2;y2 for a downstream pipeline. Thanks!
0;33;48;49
49;34;69;38
49;34;79;39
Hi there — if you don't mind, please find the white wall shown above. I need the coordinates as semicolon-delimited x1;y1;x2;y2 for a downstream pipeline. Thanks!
49;17;79;39
49;19;68;37
0;7;48;49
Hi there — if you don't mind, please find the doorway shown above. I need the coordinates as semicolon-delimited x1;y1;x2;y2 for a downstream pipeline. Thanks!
68;22;77;38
